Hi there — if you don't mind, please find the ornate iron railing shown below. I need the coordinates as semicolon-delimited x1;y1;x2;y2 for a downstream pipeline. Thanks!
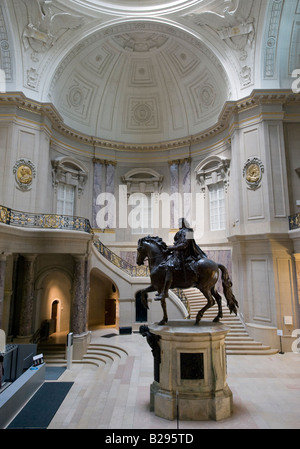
289;213;300;231
0;205;93;234
93;240;150;277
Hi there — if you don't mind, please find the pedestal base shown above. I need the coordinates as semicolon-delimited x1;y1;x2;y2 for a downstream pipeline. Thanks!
152;384;233;421
148;320;233;422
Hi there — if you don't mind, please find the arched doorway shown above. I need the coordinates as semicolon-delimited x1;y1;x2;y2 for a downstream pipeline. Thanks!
36;270;72;336
89;269;119;329
51;299;59;333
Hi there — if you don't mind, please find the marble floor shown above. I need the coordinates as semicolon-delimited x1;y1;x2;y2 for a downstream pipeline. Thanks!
47;328;300;430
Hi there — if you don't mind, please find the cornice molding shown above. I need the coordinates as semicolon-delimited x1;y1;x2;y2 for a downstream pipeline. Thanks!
0;90;299;152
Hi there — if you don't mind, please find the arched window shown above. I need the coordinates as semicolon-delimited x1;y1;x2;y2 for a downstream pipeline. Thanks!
122;168;163;234
51;157;88;216
195;156;230;232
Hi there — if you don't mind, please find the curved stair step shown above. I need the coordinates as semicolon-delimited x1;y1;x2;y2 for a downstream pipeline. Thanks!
88;343;128;360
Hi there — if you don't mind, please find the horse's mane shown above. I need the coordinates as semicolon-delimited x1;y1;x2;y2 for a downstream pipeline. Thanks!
139;235;168;251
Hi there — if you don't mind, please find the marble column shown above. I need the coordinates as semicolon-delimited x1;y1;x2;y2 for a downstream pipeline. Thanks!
92;159;103;228
0;254;7;329
169;161;180;229
181;158;192;225
71;256;88;335
19;255;36;337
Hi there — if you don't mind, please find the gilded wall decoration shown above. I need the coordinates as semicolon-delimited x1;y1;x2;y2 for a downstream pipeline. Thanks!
243;157;264;190
13;159;36;191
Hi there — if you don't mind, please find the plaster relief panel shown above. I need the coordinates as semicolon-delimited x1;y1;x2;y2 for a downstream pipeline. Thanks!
112;32;169;53
61;73;96;122
188;72;218;123
250;259;272;323
167;43;200;77
124;96;161;133
129;59;157;87
82;44;117;78
289;20;300;73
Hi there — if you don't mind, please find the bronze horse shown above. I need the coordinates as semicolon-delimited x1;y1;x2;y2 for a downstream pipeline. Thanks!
136;236;238;325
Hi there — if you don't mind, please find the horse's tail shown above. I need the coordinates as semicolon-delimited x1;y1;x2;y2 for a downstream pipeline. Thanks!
218;264;239;315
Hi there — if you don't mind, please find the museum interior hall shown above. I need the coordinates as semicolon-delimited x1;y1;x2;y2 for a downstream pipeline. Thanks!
0;0;300;430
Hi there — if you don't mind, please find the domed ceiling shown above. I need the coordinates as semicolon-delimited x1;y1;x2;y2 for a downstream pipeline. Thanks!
50;21;230;144
6;0;265;146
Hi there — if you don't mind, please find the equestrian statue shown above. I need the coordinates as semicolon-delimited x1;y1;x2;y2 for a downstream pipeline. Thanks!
136;218;239;326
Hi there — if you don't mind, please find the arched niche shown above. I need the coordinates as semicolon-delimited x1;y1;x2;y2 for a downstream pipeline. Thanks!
51;156;88;198
195;155;231;197
121;168;163;195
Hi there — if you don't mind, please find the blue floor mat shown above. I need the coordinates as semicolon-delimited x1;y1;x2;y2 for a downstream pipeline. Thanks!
7;382;73;429
45;367;66;380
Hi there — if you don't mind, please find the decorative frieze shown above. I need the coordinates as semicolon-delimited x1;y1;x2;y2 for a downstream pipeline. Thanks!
0;90;299;153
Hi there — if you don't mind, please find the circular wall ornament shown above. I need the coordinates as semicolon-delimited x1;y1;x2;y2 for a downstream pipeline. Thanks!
13;159;36;191
243;157;264;190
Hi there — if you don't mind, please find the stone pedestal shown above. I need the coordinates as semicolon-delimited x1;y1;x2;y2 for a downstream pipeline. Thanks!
148;320;233;421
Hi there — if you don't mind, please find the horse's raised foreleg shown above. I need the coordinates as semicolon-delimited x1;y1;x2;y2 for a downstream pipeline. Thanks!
195;288;215;325
211;288;223;323
158;297;168;326
138;286;156;310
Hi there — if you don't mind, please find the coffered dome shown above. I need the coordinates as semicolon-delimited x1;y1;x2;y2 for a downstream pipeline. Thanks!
49;22;230;144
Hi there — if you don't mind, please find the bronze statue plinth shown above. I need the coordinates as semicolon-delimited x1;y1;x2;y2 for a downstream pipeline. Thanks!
142;320;233;422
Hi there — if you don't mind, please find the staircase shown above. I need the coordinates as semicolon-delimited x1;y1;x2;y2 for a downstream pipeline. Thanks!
37;342;66;365
37;341;128;369
183;288;278;355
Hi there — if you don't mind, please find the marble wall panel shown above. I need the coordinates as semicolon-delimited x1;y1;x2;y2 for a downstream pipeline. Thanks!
93;161;103;228
181;159;191;225
268;123;287;218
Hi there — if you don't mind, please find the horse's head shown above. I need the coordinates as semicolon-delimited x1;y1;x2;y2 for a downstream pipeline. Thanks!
136;237;148;266
136;236;168;266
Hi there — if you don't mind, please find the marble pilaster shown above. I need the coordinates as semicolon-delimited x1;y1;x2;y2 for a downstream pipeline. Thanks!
92;159;103;228
169;161;179;229
105;162;116;229
181;158;192;225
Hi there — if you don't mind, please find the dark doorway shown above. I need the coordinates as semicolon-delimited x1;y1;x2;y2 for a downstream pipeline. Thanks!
51;300;59;332
135;291;148;323
105;299;116;325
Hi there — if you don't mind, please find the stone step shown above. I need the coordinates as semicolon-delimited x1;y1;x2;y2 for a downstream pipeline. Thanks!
182;288;278;356
226;348;279;355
